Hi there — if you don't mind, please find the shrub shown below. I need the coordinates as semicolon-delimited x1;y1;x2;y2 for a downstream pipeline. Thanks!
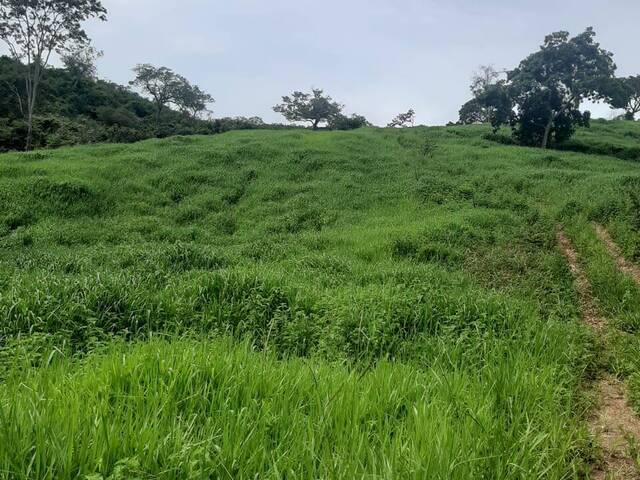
328;114;370;131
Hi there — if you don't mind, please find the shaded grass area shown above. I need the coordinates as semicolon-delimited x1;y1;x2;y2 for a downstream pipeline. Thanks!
0;123;639;478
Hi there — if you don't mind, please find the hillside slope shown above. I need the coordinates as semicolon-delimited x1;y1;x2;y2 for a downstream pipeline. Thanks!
1;124;640;479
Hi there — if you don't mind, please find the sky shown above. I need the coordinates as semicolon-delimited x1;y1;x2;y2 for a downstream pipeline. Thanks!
66;0;640;125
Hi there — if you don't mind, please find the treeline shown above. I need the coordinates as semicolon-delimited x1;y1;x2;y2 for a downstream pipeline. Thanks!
0;54;377;152
0;56;210;150
0;0;410;152
0;56;300;152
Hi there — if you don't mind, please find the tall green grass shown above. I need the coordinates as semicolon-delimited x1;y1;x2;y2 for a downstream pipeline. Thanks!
1;122;639;478
0;336;592;479
564;219;640;413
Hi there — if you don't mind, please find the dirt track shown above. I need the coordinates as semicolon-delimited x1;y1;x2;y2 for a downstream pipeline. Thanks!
594;224;640;287
557;229;640;480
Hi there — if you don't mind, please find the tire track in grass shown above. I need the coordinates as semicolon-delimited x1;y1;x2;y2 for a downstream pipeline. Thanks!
556;231;604;332
594;223;640;287
556;230;640;480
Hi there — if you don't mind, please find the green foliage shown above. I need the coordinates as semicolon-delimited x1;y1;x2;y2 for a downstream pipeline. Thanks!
60;43;103;85
459;65;510;130
508;28;615;148
458;97;485;124
387;109;415;128
602;76;640;120
273;89;343;130
210;116;296;134
460;28;618;148
172;79;214;119
557;119;640;161
328;113;370;130
130;64;214;123
0;56;217;150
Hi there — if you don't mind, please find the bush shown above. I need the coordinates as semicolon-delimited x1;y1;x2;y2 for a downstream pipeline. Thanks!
555;139;640;161
328;114;370;130
482;132;517;146
211;116;266;134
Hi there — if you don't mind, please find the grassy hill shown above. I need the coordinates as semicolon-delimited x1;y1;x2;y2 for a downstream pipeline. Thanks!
1;122;640;478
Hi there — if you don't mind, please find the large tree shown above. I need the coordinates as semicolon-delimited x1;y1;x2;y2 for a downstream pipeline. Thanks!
508;28;616;148
470;65;501;97
0;0;107;149
130;64;182;131
459;65;506;126
273;89;342;130
172;78;214;119
130;64;214;130
604;76;640;121
61;43;103;88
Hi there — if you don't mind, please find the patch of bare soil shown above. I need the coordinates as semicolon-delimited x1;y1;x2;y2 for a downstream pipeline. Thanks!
557;230;640;479
590;376;640;480
594;224;640;287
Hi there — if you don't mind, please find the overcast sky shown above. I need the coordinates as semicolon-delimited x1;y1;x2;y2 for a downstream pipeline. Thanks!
79;0;640;125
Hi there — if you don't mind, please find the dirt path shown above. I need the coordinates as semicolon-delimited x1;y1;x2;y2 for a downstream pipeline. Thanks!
556;231;605;332
591;377;640;479
594;224;640;287
556;230;640;479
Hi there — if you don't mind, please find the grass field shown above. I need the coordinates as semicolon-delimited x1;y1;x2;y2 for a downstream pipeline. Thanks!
1;121;640;478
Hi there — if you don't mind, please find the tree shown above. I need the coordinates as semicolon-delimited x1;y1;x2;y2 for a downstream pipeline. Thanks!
478;83;513;133
172;78;214;119
130;64;182;132
387;109;415;128
459;65;506;125
508;28;615;148
470;65;501;97
458;99;484;125
61;43;103;87
604;76;640;120
273;89;343;130
0;0;107;149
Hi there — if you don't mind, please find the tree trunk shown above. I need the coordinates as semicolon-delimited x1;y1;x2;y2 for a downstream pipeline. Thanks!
155;104;163;136
26;110;33;151
24;63;42;151
312;119;319;131
25;86;37;151
541;114;554;149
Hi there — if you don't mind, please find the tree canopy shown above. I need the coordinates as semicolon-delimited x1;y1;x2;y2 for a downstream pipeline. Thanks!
130;64;182;128
508;28;616;148
273;89;343;130
61;43;103;87
173;79;215;119
459;65;508;128
459;28;619;148
604;76;640;120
